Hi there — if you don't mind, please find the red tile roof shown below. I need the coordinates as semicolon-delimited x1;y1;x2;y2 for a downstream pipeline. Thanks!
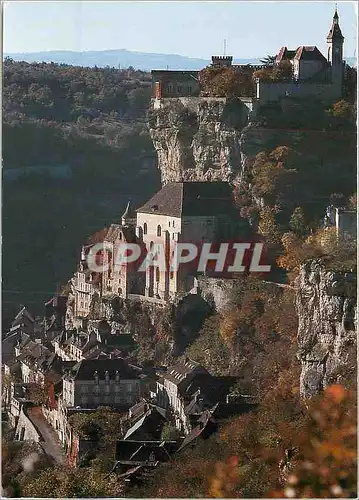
294;46;327;63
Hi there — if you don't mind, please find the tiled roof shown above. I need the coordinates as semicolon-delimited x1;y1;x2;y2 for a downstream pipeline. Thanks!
2;330;24;362
184;374;239;404
115;440;178;462
104;224;137;244
276;47;297;63
294;46;327;63
177;409;215;452
137;182;236;218
162;358;208;386
151;70;199;79
12;307;35;327
122;201;136;221
65;358;142;381
86;227;109;245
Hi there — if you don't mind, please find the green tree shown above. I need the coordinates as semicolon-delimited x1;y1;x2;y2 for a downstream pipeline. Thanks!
289;207;306;236
258;206;282;247
68;407;125;443
22;466;124;497
160;422;182;441
259;55;276;66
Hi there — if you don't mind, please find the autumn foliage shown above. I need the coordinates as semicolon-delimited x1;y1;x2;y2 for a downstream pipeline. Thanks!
278;227;357;278
252;60;293;82
207;385;356;499
199;66;254;98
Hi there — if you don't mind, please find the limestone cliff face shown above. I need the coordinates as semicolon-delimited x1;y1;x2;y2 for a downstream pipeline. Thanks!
296;260;357;399
147;97;255;185
148;97;355;195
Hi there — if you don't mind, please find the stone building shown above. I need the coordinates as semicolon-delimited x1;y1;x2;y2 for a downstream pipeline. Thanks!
156;358;208;431
256;9;346;104
324;205;357;239
70;254;98;320
155;358;239;433
151;8;346;105
135;181;238;300
101;202;145;299
53;330;102;362
62;358;144;409
152;70;200;98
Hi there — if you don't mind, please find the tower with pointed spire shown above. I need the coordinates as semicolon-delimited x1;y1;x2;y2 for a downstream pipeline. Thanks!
327;6;344;91
121;200;136;227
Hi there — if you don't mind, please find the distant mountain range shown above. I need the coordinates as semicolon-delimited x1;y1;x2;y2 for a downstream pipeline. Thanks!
4;49;356;71
4;49;263;71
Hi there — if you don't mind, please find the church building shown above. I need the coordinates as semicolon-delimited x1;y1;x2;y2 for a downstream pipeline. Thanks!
135;181;239;301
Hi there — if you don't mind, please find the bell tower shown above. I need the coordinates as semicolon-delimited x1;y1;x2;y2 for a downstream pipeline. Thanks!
327;7;344;92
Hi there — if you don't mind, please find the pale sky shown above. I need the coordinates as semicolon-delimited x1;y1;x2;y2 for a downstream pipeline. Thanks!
3;1;358;59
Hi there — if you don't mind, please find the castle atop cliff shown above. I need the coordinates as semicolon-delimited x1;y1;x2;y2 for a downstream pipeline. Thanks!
151;8;346;105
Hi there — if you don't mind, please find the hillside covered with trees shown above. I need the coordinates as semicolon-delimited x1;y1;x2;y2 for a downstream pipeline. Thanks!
2;57;357;498
2;59;160;322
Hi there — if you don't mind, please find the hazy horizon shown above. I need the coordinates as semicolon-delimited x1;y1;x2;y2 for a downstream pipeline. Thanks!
4;1;358;60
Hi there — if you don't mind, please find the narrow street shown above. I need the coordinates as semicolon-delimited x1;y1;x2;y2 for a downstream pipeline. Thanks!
27;407;65;465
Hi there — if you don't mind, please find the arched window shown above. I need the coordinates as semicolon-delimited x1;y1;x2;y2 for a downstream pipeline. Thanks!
143;222;147;235
157;225;161;237
156;267;160;281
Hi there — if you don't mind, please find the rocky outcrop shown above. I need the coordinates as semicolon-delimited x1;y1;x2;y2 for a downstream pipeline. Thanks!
148;97;256;186
148;97;355;201
101;294;212;361
196;276;237;312
296;259;357;398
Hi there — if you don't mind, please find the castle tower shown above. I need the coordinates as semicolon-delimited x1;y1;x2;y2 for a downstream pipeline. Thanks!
211;56;233;68
327;7;344;91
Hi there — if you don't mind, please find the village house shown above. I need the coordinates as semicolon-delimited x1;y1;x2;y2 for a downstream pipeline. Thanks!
11;306;39;335
114;439;180;480
44;295;67;334
155;358;241;433
42;379;74;446
62;358;145;409
69;255;98;320
123;400;168;441
52;322;136;362
155;358;208;431
53;329;103;362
